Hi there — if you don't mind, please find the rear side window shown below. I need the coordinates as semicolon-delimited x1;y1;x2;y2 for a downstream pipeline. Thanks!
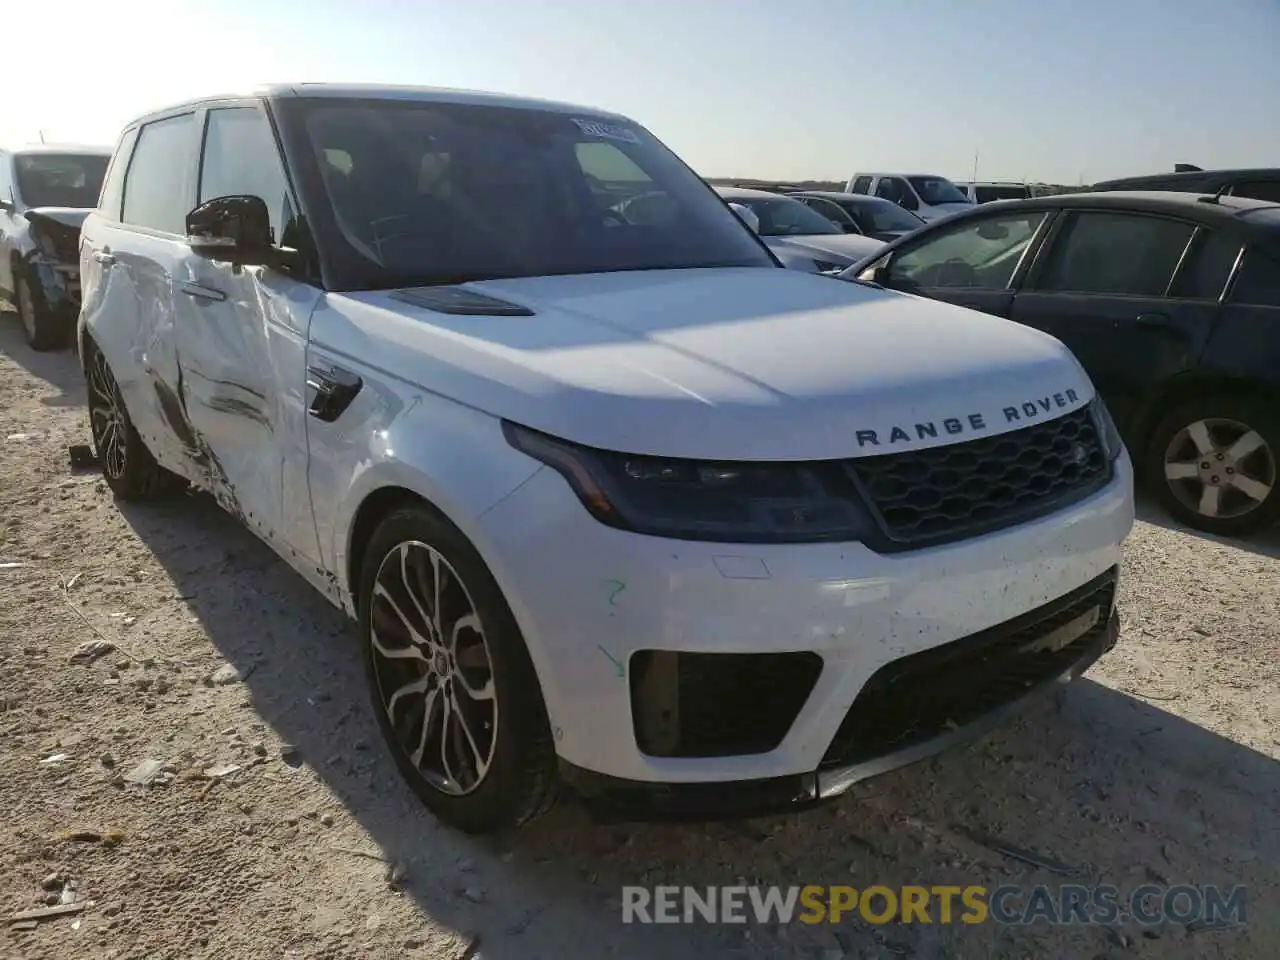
851;176;872;194
122;113;197;234
199;106;292;243
1229;248;1280;306
1034;212;1194;297
97;127;138;221
1168;229;1242;300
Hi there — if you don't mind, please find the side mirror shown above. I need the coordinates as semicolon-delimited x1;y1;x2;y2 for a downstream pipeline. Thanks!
976;222;1010;241
898;194;919;212
727;202;760;234
0;198;14;213
185;195;273;265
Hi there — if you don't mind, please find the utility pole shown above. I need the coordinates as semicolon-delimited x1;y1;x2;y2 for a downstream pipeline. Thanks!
970;150;979;185
38;129;46;144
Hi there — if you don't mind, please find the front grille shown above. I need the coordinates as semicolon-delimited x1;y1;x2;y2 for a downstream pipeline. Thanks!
821;567;1117;768
630;651;823;758
847;407;1109;549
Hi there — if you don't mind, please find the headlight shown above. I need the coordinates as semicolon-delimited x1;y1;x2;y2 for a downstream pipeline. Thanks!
1090;396;1124;462
502;422;874;543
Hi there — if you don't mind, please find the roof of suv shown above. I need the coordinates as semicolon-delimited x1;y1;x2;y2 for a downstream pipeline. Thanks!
1092;168;1280;191
125;83;628;128
949;190;1280;236
5;143;112;156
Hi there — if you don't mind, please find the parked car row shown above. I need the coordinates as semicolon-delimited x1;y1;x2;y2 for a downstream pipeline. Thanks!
714;186;886;272
36;84;1139;834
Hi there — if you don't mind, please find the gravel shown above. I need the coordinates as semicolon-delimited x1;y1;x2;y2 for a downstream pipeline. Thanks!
1;315;1276;958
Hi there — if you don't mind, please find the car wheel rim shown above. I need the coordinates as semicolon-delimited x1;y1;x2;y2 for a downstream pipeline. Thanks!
17;278;36;341
369;541;498;797
87;350;128;480
1163;417;1276;521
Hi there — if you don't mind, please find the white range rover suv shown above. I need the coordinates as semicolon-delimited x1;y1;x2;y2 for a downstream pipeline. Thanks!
78;84;1134;834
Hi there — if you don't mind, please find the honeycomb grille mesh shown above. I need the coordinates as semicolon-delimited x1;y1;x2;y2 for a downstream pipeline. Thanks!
847;407;1108;546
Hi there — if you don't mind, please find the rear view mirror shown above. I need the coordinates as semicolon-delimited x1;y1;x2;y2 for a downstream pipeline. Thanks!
186;195;274;265
976;221;1010;241
728;202;760;234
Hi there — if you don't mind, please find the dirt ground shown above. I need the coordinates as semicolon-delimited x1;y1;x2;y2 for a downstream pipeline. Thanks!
1;313;1277;960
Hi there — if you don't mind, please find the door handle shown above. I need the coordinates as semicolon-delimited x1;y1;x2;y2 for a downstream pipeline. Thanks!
307;363;363;422
180;280;226;302
92;252;116;265
1134;312;1169;327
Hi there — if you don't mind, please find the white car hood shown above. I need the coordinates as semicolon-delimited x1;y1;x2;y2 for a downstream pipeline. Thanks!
327;268;1095;461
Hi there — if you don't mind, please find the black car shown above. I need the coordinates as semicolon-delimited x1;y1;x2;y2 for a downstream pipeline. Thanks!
0;145;111;350
845;190;1280;536
1092;168;1280;204
788;191;927;241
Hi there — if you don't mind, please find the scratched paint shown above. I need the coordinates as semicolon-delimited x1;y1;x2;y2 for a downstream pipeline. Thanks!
596;645;625;678
603;579;626;607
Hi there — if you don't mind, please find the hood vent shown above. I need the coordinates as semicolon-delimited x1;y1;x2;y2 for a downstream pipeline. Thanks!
391;287;535;317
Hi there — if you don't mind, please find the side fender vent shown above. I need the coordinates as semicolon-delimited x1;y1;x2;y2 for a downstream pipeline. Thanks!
391;287;535;317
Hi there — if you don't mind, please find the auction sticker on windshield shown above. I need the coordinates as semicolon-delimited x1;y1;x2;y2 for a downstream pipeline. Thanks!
572;118;642;144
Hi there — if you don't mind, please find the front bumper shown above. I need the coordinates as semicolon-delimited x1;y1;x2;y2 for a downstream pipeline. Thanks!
474;450;1133;791
564;604;1118;821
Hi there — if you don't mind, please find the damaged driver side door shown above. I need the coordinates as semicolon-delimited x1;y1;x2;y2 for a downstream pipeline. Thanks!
172;103;322;556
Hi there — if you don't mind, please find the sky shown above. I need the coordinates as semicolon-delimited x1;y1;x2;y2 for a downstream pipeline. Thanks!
6;0;1278;185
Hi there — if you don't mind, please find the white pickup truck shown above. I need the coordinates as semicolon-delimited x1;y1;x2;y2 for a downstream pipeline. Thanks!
78;84;1133;833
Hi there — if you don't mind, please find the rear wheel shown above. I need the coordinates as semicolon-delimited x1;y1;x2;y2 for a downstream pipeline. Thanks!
85;341;187;500
15;269;67;352
359;503;557;834
1145;394;1280;536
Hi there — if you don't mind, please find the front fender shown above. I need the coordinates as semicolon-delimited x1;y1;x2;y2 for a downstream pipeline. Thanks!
307;370;542;615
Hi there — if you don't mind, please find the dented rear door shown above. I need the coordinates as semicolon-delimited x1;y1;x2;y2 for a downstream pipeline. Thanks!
82;114;201;476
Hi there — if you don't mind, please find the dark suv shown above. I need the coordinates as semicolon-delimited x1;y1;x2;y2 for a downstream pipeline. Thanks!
847;190;1280;536
0;145;111;350
1092;168;1280;204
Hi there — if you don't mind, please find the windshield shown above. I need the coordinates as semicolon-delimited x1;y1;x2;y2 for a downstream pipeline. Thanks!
724;195;842;236
14;153;108;208
907;176;970;206
277;98;775;290
843;197;924;233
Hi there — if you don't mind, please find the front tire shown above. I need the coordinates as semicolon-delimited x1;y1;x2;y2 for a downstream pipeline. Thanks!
1145;394;1280;536
84;341;188;500
15;269;67;352
359;503;557;834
